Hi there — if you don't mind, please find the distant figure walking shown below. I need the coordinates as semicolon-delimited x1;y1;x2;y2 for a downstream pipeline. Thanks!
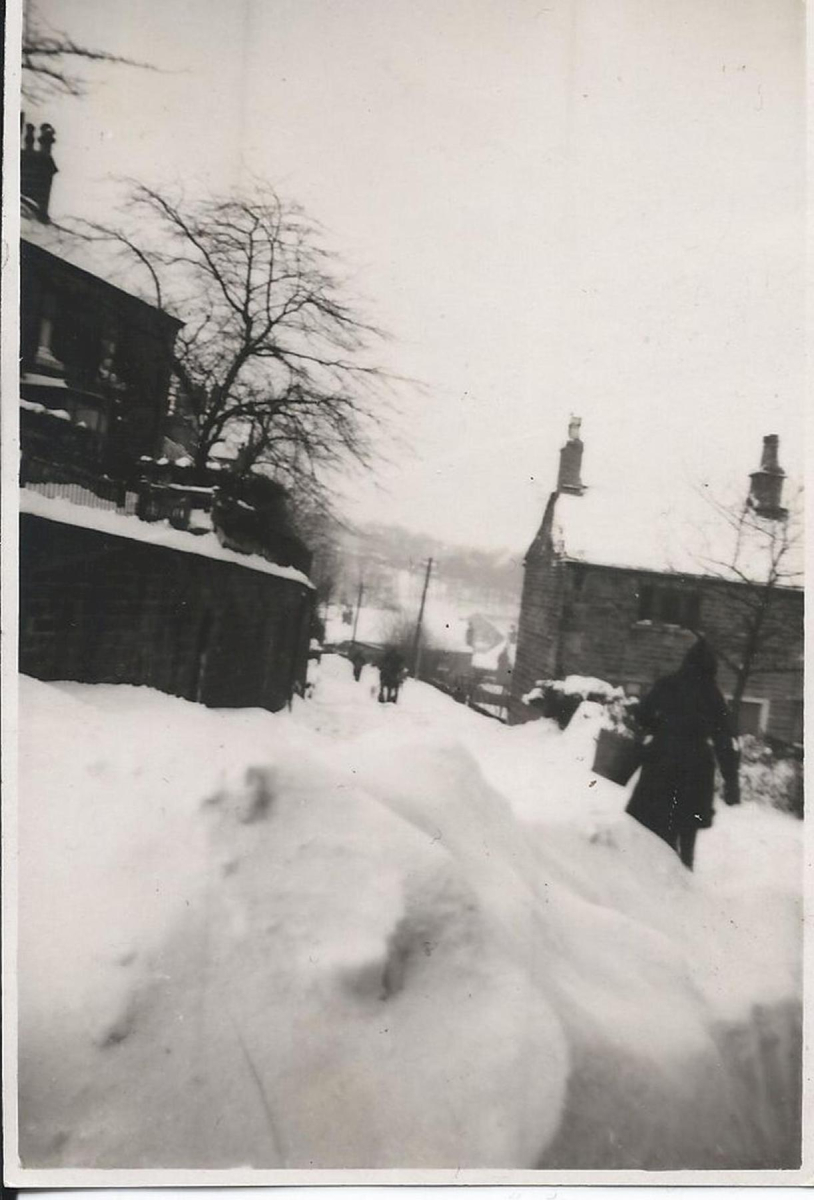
349;647;366;682
378;647;405;704
626;639;740;870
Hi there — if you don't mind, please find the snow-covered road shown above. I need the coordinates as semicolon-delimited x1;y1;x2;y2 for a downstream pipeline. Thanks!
15;655;803;1172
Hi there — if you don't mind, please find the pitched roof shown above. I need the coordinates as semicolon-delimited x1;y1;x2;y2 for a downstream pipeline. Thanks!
547;485;803;587
22;210;181;326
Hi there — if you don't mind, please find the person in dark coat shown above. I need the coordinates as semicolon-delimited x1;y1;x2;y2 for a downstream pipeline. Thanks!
626;638;740;870
378;647;405;703
349;647;366;682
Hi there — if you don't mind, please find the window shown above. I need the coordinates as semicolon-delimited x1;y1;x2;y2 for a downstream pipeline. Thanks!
637;583;700;629
725;696;769;737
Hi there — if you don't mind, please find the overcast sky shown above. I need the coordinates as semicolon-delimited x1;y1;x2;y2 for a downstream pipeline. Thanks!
26;0;805;552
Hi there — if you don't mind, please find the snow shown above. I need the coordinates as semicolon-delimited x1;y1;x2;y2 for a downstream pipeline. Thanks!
15;657;802;1172
563;675;620;698
162;483;215;494
324;601;505;658
187;507;214;533
21;373;69;389
209;441;240;461
22;213;171;316
550;485;803;583
423;612;472;653
323;604;396;646
20;398;71;420
24;481;140;516
553;675;624;699
522;675;625;707
471;637;514;672
19;489;313;588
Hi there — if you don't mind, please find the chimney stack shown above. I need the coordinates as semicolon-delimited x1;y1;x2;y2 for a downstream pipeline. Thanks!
748;434;787;519
557;416;586;495
21;121;58;222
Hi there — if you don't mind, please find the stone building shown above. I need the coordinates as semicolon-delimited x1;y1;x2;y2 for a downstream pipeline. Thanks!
20;121;184;473
19;122;314;712
509;421;803;743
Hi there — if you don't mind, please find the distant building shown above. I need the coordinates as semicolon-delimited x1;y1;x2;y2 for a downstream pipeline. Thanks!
509;421;803;743
20;121;184;475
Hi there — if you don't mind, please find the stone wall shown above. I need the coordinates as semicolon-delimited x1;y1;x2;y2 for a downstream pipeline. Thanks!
20;513;313;712
510;550;803;742
508;498;566;722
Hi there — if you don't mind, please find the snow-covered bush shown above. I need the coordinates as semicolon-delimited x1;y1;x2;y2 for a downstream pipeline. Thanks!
522;675;627;730
718;735;803;818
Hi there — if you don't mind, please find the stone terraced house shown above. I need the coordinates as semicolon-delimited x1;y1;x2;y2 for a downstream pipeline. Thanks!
509;421;803;744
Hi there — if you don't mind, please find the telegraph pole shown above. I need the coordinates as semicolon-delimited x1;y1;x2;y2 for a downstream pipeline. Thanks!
411;557;433;679
351;579;364;645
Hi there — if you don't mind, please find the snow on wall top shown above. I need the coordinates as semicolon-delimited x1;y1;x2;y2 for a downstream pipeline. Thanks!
548;486;803;585
20;489;314;588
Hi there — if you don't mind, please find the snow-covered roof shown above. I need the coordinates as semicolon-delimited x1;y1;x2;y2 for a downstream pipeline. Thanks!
471;637;515;672
21;212;179;322
423;611;473;654
20;489;313;588
23;212;120;282
548;485;803;586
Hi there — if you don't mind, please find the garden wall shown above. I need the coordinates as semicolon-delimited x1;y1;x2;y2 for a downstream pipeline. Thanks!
20;511;314;712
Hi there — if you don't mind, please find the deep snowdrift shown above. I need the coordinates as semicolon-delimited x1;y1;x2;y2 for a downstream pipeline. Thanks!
16;657;802;1170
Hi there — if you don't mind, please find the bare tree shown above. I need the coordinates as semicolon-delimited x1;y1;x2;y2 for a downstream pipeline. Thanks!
287;499;345;612
695;485;803;729
76;183;393;499
22;1;155;101
378;606;439;671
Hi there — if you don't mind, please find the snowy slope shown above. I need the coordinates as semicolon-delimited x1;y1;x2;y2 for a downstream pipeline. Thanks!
16;657;802;1171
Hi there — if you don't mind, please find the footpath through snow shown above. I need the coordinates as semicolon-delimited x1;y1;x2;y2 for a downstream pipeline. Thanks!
17;655;803;1171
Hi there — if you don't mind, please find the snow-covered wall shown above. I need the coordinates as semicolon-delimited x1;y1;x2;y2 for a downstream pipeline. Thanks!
20;511;314;711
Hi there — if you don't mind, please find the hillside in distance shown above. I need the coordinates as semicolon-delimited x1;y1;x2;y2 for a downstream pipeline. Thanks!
328;521;524;626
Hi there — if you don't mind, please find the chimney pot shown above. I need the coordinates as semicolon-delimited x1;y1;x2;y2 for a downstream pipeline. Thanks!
749;434;787;519
38;123;56;155
557;417;585;495
21;121;58;221
760;434;780;472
